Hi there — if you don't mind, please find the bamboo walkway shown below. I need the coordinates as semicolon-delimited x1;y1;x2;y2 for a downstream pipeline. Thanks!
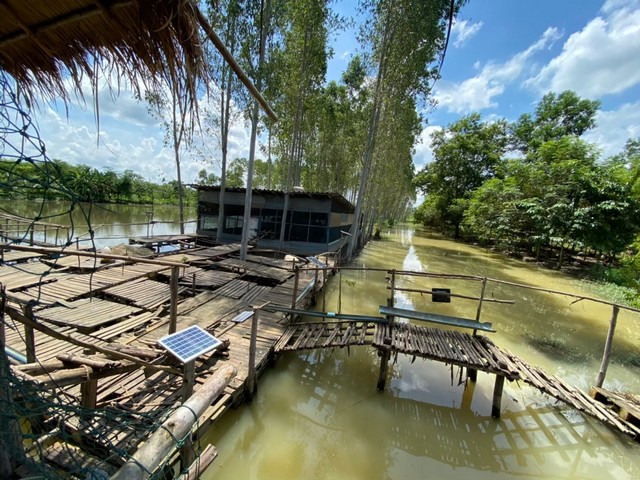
275;320;640;440
1;241;639;478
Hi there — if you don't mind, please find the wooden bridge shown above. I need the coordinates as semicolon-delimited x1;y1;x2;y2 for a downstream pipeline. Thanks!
273;306;640;441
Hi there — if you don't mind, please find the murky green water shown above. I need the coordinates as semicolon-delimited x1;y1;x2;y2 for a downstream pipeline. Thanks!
203;225;640;480
0;199;196;248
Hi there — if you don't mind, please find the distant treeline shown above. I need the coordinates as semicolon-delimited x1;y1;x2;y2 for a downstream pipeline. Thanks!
0;159;197;205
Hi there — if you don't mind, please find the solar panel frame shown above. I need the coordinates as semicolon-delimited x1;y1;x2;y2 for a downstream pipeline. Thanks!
157;325;223;364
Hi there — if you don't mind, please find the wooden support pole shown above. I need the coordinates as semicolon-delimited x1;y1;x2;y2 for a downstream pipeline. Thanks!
180;360;196;471
290;266;300;315
23;304;36;363
169;266;179;334
111;365;236;480
596;305;620;388
322;267;327;312
468;277;488;382
177;444;218;480
377;270;395;391
81;379;98;409
246;308;260;401
491;375;505;418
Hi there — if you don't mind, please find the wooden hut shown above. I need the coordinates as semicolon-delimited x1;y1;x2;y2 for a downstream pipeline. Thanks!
195;186;356;255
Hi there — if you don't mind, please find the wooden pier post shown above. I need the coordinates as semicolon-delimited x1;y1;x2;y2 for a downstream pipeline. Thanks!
169;266;179;334
596;305;619;388
491;375;505;418
81;379;98;409
290;266;300;316
23;304;36;364
246;308;259;401
377;270;395;390
111;365;236;480
468;277;488;382
180;360;196;470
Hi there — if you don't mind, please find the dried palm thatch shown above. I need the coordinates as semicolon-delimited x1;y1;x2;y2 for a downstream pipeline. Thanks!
0;0;206;108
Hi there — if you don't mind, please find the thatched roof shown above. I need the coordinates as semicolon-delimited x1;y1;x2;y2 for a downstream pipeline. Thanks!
0;0;205;105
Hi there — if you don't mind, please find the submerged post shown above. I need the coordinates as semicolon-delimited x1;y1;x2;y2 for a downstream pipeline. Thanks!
596;305;620;388
491;375;505;418
377;270;396;390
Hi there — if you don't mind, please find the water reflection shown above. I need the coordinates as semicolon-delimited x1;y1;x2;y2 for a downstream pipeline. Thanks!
0;199;196;247
203;225;640;480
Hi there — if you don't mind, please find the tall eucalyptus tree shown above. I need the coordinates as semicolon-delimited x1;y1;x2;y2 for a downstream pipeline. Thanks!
346;0;464;259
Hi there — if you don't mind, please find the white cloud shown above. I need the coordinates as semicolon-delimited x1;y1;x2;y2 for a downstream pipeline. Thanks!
413;125;442;170
435;27;562;113
584;101;640;158
21;77;255;186
452;20;483;48
526;2;640;97
339;50;352;61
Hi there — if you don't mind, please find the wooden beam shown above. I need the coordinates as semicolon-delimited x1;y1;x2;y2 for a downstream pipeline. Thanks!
6;306;179;374
169;266;179;334
1;244;187;268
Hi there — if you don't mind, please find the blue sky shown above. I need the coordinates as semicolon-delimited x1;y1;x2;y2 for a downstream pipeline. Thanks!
31;0;640;183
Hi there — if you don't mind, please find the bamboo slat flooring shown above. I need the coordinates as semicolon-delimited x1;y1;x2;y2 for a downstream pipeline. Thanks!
0;250;44;263
214;258;293;283
103;278;180;310
274;321;377;352
15;262;169;305
34;298;143;332
0;265;62;296
155;265;240;289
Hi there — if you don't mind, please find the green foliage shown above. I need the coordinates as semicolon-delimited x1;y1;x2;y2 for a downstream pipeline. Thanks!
0;158;196;205
511;90;600;155
414;113;509;237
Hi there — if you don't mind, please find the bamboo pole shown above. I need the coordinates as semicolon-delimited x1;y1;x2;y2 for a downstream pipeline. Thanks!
391;286;514;304
6;306;180;374
596;306;620;388
0;244;188;268
110;364;236;480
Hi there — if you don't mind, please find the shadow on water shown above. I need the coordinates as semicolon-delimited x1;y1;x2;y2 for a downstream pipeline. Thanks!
202;225;640;480
205;347;640;480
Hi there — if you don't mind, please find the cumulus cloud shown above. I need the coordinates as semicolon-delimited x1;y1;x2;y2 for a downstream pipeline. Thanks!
526;2;640;97
452;19;483;48
23;76;256;186
434;27;563;113
584;101;640;158
413;125;443;170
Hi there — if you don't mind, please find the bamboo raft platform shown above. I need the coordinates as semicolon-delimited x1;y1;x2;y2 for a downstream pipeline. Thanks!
1;242;331;475
1;243;640;478
274;318;640;441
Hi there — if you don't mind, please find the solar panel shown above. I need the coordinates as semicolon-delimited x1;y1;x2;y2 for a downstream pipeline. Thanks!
158;325;223;364
306;256;328;268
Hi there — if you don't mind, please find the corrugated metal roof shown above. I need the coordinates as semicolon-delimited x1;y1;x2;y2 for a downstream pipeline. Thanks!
190;185;355;213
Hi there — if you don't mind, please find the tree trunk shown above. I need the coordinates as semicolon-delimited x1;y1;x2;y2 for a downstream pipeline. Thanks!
240;0;271;260
346;11;393;260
